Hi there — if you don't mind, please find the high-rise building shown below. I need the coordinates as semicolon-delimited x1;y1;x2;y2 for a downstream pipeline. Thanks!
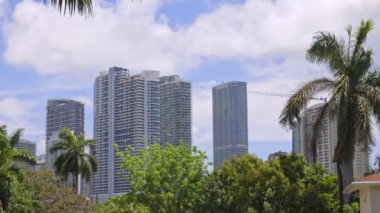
93;67;160;202
212;81;248;169
46;99;84;170
159;75;191;146
15;139;36;170
292;103;369;178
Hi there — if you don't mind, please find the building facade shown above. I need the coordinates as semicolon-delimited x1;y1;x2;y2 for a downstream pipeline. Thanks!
93;67;160;202
160;75;192;146
292;103;369;178
212;81;248;169
46;99;84;170
15;139;36;170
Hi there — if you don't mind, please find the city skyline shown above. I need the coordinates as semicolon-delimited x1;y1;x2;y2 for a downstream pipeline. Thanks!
1;0;380;163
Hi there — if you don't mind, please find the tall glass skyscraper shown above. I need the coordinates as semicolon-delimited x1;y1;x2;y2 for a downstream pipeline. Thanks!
93;67;160;202
46;99;84;170
212;81;248;169
159;75;191;146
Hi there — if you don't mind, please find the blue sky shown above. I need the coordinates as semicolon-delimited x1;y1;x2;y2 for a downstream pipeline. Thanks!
1;0;380;164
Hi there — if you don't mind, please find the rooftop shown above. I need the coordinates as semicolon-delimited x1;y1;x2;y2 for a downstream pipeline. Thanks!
356;172;380;182
344;173;380;194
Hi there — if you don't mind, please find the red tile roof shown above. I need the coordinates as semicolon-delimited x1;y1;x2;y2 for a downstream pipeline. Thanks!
356;173;380;182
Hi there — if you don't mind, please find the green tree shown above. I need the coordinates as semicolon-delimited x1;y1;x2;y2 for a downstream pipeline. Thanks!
92;195;149;213
49;128;97;194
0;128;36;210
7;180;41;213
115;144;209;213
198;153;340;213
279;20;378;206
26;169;92;213
50;0;93;16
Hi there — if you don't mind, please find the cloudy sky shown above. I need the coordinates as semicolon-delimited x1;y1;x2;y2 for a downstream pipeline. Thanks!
1;0;380;162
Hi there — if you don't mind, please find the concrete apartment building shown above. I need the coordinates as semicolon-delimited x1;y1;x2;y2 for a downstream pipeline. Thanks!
15;139;36;170
93;67;160;202
292;103;369;178
46;99;84;170
160;75;192;146
212;81;248;169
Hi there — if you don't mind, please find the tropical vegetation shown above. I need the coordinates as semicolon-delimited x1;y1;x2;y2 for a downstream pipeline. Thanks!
97;144;352;212
27;169;92;213
0;126;36;211
49;128;97;194
279;19;378;207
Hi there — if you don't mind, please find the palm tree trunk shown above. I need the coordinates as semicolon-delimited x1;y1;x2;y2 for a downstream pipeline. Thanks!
337;158;353;207
77;173;81;195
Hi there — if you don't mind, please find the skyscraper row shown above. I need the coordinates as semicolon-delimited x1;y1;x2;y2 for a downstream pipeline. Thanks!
292;103;369;178
41;67;371;202
92;67;192;201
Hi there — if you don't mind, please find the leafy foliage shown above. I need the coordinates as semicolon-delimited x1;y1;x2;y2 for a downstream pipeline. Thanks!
0;128;36;211
114;143;209;213
26;169;92;213
7;180;41;213
197;153;340;213
100;145;348;212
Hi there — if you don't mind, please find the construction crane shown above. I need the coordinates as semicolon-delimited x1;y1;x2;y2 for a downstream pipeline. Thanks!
248;90;327;102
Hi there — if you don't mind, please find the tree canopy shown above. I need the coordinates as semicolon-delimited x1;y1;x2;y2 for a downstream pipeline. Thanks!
99;145;354;212
114;143;209;212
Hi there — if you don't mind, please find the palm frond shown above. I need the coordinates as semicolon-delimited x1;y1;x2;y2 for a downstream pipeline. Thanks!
306;32;345;76
352;20;374;60
59;128;76;143
357;72;380;130
49;141;69;153
279;78;333;127
352;49;373;80
13;150;36;166
0;125;6;135
50;0;93;16
360;70;380;86
84;139;95;148
353;94;374;151
54;153;71;178
328;75;350;118
9;129;23;147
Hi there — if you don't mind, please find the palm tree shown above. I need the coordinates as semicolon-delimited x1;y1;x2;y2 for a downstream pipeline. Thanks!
0;127;36;210
279;20;379;206
49;128;97;194
49;0;93;16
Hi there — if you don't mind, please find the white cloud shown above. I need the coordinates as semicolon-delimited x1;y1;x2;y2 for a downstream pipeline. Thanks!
0;97;45;153
4;0;380;76
0;97;28;119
